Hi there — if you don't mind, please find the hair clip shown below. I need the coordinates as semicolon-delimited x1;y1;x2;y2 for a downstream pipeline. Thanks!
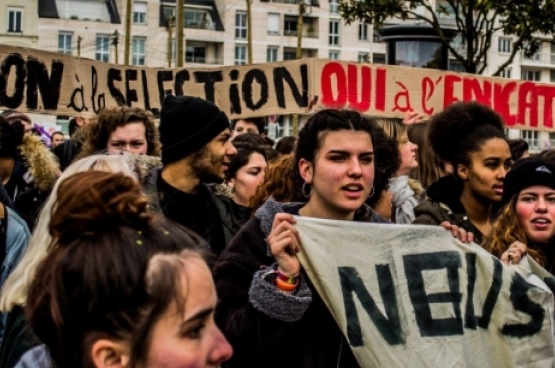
137;230;142;235
136;240;142;246
163;230;170;236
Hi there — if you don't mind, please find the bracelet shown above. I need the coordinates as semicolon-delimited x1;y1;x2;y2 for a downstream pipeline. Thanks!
277;269;299;285
275;276;298;292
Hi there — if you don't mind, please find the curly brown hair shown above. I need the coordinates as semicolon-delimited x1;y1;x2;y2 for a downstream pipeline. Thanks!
482;196;546;266
249;153;302;211
80;107;160;158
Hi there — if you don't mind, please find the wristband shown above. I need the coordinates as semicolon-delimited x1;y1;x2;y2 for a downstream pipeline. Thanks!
277;269;299;285
275;276;298;291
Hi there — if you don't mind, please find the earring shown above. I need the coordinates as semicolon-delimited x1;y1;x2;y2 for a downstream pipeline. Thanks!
302;182;312;198
368;185;375;198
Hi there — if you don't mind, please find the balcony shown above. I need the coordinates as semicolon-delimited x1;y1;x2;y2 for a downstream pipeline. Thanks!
185;20;216;30
283;30;318;38
185;56;223;65
520;51;555;68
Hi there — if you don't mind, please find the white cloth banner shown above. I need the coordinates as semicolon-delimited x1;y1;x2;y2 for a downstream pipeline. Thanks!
294;217;555;368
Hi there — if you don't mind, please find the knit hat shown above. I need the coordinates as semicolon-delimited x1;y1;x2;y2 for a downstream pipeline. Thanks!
159;95;230;165
501;158;555;207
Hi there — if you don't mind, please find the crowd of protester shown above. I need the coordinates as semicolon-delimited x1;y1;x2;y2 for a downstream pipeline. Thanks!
1;98;555;368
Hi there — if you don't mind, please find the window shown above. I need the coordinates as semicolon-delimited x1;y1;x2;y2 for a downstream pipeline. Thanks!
267;13;279;35
133;2;147;24
521;69;541;81
448;61;465;73
235;12;247;39
58;33;73;55
373;53;386;64
267;47;278;62
283;49;296;61
499;68;512;79
550;70;555;83
186;46;206;63
284;17;297;36
358;23;368;41
132;37;146;65
358;52;369;63
329;51;340;60
330;0;339;14
372;32;382;43
186;10;212;29
95;35;110;62
8;8;22;32
235;45;247;65
329;20;339;46
521;130;539;150
498;37;511;53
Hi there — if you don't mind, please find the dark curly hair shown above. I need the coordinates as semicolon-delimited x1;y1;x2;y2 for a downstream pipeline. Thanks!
294;109;400;207
80;107;160;158
428;102;506;171
508;139;529;161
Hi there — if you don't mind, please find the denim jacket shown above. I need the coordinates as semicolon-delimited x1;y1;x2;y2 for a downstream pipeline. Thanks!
0;207;31;346
13;345;51;368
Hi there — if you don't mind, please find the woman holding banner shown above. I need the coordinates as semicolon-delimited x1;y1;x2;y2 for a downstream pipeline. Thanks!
483;158;555;273
213;110;395;368
413;102;512;244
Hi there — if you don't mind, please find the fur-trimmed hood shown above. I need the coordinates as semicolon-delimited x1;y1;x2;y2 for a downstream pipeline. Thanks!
18;134;60;193
212;183;235;199
132;155;162;183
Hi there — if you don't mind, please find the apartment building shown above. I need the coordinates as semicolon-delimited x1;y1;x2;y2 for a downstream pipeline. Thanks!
0;0;554;142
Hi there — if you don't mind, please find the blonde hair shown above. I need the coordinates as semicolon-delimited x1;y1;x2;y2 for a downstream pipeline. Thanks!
482;196;546;266
374;118;406;146
0;154;139;311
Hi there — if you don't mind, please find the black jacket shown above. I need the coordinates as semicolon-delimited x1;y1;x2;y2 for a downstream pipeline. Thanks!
214;198;389;368
413;176;486;244
143;168;247;257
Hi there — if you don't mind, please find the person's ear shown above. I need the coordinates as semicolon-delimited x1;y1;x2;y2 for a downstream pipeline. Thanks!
457;164;468;181
90;339;130;368
299;158;313;185
227;178;235;189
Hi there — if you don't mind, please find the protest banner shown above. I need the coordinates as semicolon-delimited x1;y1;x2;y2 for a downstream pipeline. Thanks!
1;44;555;130
0;44;311;120
295;217;555;368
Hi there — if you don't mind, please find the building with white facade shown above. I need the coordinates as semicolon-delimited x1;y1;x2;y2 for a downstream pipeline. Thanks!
0;0;554;143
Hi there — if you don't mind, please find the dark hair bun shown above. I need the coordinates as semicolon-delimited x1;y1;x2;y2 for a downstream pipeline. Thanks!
50;171;150;245
428;102;506;164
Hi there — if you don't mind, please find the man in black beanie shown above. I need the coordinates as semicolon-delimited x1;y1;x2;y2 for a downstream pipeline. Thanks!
146;95;245;257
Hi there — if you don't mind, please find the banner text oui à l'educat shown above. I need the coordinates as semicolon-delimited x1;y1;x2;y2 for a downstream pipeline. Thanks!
0;45;554;130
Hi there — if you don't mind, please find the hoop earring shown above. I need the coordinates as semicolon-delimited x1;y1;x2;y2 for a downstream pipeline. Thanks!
368;185;375;198
302;182;312;198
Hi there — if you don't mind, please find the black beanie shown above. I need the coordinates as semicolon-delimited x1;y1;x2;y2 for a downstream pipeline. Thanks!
501;158;555;207
159;95;230;165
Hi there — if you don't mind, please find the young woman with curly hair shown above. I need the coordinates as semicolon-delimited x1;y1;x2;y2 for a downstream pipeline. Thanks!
483;158;555;273
80;107;160;158
413;102;512;244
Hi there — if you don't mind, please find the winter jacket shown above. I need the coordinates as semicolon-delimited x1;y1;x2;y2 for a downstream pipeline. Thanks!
0;207;31;346
11;344;50;368
7;135;59;230
142;167;248;257
213;198;389;368
413;176;485;244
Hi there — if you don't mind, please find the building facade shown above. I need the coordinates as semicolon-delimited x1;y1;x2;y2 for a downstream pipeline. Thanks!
0;0;554;143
